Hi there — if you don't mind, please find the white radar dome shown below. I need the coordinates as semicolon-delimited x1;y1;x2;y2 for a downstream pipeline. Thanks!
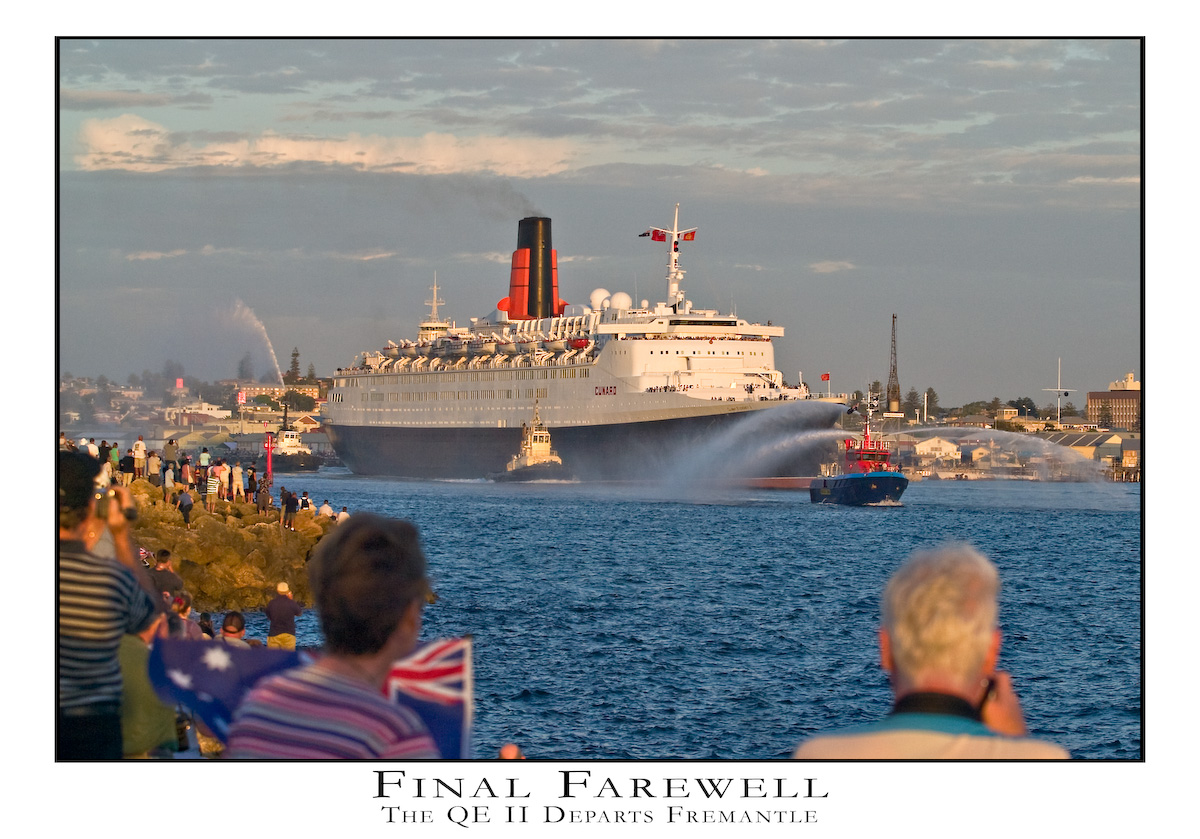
610;292;633;310
590;288;611;310
641;299;649;309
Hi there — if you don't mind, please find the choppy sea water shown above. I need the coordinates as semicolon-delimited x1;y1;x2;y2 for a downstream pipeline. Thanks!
239;471;1142;760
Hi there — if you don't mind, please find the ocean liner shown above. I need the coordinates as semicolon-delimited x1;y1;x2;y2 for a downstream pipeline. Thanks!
323;206;839;479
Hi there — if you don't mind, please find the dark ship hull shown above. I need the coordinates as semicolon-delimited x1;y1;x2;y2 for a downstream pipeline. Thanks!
490;462;573;482
325;409;824;481
259;452;322;473
809;472;908;505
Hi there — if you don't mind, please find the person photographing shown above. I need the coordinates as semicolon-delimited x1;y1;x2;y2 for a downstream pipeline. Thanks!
793;543;1068;759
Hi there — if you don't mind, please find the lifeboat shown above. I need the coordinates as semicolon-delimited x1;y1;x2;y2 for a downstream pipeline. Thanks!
436;336;468;357
469;336;498;355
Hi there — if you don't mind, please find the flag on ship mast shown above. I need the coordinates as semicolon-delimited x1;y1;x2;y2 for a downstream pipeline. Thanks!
639;229;695;242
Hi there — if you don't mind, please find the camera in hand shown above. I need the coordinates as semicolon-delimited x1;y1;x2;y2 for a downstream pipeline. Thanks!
93;489;137;521
94;488;116;518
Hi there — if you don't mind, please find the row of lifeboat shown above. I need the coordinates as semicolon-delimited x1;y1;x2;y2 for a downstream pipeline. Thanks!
383;334;591;359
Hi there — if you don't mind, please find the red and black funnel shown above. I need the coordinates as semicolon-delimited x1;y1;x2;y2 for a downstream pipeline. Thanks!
498;216;566;320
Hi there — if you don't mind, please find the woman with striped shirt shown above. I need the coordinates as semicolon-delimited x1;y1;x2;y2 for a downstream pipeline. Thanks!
228;514;440;759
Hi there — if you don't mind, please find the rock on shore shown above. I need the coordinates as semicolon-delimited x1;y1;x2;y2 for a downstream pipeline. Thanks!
125;479;332;612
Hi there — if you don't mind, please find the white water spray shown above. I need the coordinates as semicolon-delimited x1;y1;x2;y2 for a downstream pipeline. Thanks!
229;299;284;385
902;427;1108;481
659;401;847;492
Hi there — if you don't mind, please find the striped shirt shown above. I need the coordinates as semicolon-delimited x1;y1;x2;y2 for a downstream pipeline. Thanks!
58;540;159;710
227;663;441;759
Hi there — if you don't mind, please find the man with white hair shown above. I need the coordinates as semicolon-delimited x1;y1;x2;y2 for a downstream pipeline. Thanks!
793;543;1068;759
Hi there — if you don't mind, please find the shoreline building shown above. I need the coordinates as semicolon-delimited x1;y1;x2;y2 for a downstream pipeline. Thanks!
1086;373;1141;431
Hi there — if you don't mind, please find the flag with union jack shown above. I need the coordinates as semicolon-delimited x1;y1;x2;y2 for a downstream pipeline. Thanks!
385;636;473;759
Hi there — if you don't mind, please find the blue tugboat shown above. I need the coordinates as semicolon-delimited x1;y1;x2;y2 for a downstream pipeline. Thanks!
810;395;908;505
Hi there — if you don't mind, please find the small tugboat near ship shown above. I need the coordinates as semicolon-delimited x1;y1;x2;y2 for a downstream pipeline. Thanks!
490;403;572;482
261;428;321;473
810;395;908;505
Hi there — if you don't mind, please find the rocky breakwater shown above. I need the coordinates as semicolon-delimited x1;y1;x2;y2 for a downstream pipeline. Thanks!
123;479;331;612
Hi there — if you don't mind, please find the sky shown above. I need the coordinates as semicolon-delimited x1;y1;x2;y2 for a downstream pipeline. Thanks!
57;38;1143;409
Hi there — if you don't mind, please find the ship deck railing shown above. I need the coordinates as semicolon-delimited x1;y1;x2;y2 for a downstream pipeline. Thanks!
615;333;772;342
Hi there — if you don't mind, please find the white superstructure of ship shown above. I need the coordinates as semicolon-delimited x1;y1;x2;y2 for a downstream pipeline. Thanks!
323;205;844;479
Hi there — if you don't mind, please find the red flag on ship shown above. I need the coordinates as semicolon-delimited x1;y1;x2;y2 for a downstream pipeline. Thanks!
639;229;668;242
681;230;696;241
820;373;831;381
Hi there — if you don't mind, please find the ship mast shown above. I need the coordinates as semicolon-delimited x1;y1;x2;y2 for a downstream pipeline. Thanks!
641;203;697;313
1041;357;1075;425
418;272;450;343
426;273;443;323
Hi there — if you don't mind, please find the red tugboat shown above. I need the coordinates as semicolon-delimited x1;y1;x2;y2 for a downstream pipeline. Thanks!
810;394;908;505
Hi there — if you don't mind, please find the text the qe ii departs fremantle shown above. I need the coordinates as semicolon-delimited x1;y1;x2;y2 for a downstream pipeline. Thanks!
373;768;829;828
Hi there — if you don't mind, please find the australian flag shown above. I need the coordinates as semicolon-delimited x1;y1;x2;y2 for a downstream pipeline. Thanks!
385;636;474;759
148;636;473;755
148;640;307;741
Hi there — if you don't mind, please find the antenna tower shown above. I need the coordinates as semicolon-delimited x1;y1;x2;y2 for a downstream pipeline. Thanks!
886;314;900;413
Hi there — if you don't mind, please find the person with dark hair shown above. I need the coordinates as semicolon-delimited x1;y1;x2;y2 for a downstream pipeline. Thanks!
118;611;178;757
162;439;179;473
197;612;215;639
119;449;135;486
175;484;194;529
279;488;299;531
171;592;205;640
148;550;184;600
216;611;250;647
793;543;1068;759
227;514;440;758
58;450;160;760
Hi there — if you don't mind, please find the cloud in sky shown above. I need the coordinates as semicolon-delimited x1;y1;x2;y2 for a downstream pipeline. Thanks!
56;38;1142;407
810;261;856;274
74;113;578;177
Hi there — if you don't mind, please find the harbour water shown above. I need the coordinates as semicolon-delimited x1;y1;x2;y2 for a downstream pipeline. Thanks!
240;470;1142;760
